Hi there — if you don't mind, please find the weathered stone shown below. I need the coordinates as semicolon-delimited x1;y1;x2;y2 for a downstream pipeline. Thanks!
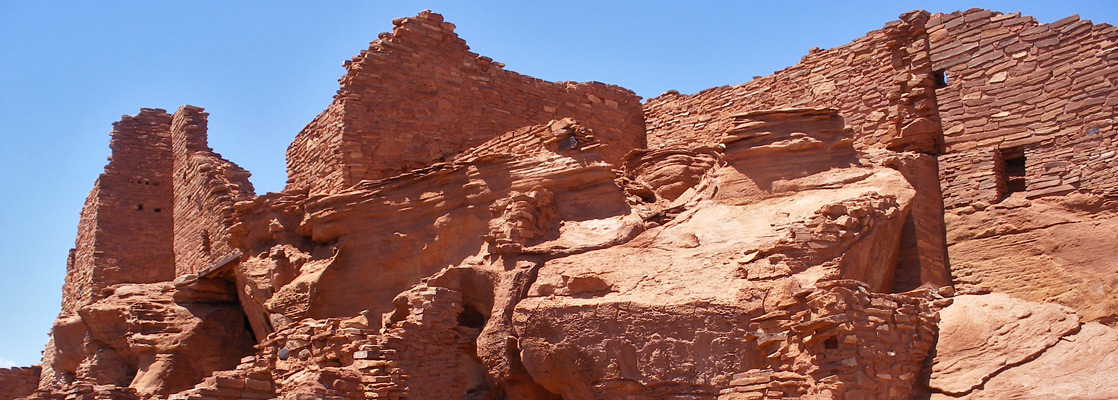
929;293;1080;395
23;7;1118;400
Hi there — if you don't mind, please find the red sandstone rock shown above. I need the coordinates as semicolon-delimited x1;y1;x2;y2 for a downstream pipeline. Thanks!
930;294;1118;399
944;195;1118;324
19;7;1118;400
929;293;1080;395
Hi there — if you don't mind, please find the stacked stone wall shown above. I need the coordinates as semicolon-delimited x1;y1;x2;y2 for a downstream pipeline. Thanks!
61;109;176;312
930;10;1118;208
0;366;40;400
718;280;942;399
285;10;645;195
168;286;470;399
170;106;255;276
644;11;941;154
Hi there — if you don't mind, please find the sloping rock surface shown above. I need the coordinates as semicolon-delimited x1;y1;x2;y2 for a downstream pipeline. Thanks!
930;293;1118;399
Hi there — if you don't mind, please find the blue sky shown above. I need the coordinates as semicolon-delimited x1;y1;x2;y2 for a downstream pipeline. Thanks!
1;1;1114;367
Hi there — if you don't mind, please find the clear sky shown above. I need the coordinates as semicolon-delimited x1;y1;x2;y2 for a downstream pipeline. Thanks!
1;1;1114;367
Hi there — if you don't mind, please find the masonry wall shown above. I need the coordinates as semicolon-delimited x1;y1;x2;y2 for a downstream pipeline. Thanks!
716;280;941;399
171;106;255;276
644;11;941;154
930;10;1118;208
0;366;41;400
61;109;176;312
168;286;471;399
285;10;646;195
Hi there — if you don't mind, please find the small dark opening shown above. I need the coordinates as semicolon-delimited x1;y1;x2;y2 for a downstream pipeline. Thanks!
1001;147;1027;195
558;136;579;150
933;70;948;89
823;337;839;349
136;204;143;211
154;208;161;213
457;304;486;329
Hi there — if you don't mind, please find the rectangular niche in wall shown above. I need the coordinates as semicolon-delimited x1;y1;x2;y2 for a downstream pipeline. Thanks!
996;146;1027;199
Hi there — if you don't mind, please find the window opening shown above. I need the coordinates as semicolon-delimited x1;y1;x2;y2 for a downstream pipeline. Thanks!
823;337;839;349
933;70;948;89
998;146;1027;198
457;304;486;329
137;204;143;211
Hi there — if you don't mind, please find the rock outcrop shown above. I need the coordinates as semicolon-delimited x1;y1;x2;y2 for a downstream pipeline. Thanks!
9;7;1118;400
929;294;1118;399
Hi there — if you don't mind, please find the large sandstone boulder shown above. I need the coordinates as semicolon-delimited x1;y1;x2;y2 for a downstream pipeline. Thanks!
35;279;255;398
930;293;1118;399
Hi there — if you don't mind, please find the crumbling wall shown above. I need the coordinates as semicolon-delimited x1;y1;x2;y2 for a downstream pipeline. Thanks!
930;10;1118;208
285;10;645;195
61;109;175;312
168;286;475;399
644;11;941;154
0;366;41;400
717;281;943;399
170;106;255;276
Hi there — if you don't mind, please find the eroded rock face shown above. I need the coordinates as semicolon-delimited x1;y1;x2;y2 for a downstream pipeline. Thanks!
944;195;1118;324
929;294;1118;400
35;280;255;398
929;293;1080;395
23;7;1118;400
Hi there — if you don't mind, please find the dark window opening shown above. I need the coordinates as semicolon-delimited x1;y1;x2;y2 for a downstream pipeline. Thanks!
457;304;487;329
136;204;143;211
154;208;161;213
933;70;948;89
823;336;839;349
998;146;1027;198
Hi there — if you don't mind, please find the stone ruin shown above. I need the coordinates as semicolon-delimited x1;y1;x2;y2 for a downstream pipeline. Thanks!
2;8;1117;400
